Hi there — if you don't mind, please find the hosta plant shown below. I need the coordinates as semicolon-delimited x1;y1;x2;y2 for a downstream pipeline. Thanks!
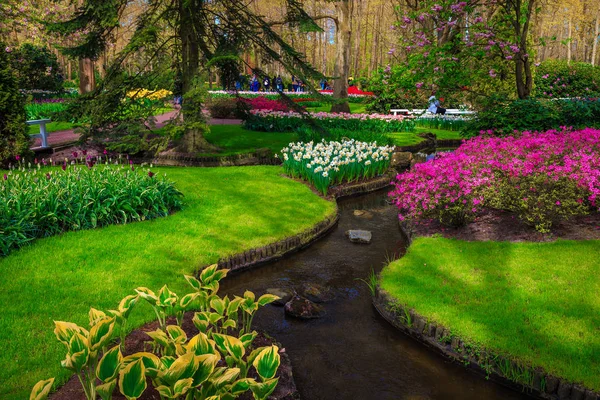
31;266;281;400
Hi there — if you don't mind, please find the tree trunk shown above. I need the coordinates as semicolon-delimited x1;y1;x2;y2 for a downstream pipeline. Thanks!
567;17;572;64
177;0;216;153
592;10;599;66
78;58;96;94
331;0;353;113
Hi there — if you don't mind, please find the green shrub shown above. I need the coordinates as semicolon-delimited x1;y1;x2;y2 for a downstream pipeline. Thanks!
0;162;183;256
30;267;281;400
534;60;600;99
485;174;590;233
207;98;238;119
463;97;600;136
9;43;64;91
0;42;30;167
297;126;393;145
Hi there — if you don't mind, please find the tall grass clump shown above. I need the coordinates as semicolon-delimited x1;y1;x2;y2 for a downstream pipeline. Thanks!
0;161;183;256
281;139;393;195
25;101;67;120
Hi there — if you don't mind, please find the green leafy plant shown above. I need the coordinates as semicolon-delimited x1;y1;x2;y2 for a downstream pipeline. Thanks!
0;162;183;256
30;270;281;400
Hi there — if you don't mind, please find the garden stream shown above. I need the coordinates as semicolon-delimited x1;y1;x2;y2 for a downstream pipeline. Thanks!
221;189;530;400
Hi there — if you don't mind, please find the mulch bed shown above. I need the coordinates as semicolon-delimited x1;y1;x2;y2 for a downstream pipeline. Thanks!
51;312;298;400
409;208;600;242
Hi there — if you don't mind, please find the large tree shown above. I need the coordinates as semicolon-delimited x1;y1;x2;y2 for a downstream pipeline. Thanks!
48;0;322;153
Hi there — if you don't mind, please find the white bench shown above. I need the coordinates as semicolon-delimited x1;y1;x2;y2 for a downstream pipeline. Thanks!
27;119;52;148
390;109;410;116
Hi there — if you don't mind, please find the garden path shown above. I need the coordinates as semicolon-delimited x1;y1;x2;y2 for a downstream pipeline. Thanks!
30;109;242;149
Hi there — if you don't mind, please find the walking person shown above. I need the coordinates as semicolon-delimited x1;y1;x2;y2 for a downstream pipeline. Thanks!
291;75;297;92
275;74;283;92
428;91;446;115
263;76;271;92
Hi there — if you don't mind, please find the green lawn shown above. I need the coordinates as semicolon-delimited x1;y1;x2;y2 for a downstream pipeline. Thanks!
201;125;298;156
305;102;367;114
0;166;336;399
27;121;78;135
380;237;600;390
388;127;463;147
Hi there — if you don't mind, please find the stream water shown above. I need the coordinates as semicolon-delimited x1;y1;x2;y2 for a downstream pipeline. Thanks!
221;190;530;400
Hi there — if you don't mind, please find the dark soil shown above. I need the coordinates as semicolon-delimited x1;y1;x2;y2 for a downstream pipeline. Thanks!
409;208;600;242
50;312;298;400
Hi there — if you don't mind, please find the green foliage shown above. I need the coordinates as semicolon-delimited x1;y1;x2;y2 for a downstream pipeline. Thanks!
0;42;30;167
206;98;239;119
0;162;183;256
464;97;600;136
485;174;590;233
9;44;64;91
534;60;600;99
297;126;393;145
31;272;281;400
25;102;67;120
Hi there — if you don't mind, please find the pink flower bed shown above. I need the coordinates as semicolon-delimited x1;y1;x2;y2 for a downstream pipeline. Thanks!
390;128;600;232
239;96;289;111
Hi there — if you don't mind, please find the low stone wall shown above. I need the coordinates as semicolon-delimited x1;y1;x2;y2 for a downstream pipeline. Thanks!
150;151;281;167
373;288;599;400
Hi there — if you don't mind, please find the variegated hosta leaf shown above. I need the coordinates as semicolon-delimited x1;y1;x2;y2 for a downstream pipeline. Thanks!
158;285;178;307
119;358;147;400
162;353;198;386
29;378;54;400
166;325;187;344
243;291;255;302
53;321;88;346
252;346;280;380
200;264;218;284
89;308;107;326
97;379;117;400
88;317;116;352
229;378;256;396
180;292;199;309
134;287;158;306
192;354;219;387
222;319;236;330
193;312;209;333
186;332;215;356
250;378;279;400
173;377;194;396
211;367;241;389
147;329;171;349
239;332;257;349
210;297;226;315
62;333;89;372
122;352;161;370
203;280;220;294
96;345;122;382
211;268;229;283
212;334;245;360
257;294;280;307
156;385;173;398
118;294;138;318
184;275;202;291
226;298;243;316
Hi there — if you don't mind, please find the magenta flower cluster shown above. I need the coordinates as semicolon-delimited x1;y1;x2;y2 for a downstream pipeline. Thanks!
390;128;600;230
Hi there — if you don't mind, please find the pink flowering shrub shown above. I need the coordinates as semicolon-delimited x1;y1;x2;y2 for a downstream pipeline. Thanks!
390;128;600;232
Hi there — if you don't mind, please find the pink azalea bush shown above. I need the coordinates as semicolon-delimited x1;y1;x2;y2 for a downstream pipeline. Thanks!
239;96;290;112
390;128;600;232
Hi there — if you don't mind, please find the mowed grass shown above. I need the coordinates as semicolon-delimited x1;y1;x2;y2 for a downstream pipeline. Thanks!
201;124;298;156
27;121;78;134
0;166;336;399
305;102;367;114
388;127;463;147
380;237;600;390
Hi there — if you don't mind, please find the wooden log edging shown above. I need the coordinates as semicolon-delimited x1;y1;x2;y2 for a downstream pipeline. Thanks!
329;172;395;199
215;211;339;275
373;288;600;400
